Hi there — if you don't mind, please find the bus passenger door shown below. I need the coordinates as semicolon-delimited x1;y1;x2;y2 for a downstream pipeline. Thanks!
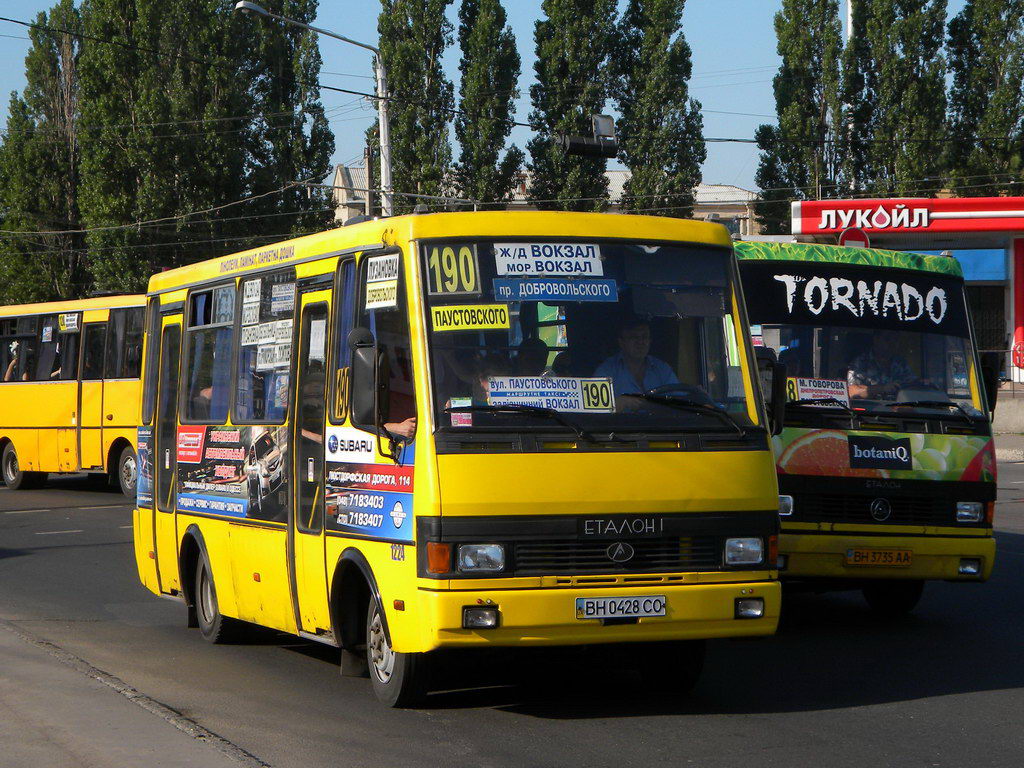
78;322;106;469
290;293;331;634
154;321;182;592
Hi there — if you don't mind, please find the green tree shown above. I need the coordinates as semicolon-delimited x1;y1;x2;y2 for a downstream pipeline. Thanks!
244;0;335;233
527;0;617;211
78;0;333;292
946;0;1024;196
755;0;842;233
611;0;704;218
453;0;523;205
0;0;86;302
377;0;454;213
853;0;948;196
839;0;873;191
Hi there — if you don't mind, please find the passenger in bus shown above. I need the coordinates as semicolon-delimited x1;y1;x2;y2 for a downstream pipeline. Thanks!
847;331;914;400
594;318;677;396
3;341;30;381
514;336;550;376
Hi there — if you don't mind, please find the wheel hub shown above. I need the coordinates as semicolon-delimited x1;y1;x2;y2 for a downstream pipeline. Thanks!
368;612;394;683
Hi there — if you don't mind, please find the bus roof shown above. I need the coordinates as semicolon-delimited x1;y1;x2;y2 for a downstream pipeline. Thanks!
0;292;145;318
733;240;964;279
146;210;734;294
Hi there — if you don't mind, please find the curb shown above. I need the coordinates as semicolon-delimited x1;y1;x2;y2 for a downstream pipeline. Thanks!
996;448;1024;462
0;619;270;768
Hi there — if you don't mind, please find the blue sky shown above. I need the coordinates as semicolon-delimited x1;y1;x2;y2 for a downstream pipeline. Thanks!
0;0;967;191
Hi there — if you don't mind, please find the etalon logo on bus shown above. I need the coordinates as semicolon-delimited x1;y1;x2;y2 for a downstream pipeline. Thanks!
606;542;635;563
848;435;913;471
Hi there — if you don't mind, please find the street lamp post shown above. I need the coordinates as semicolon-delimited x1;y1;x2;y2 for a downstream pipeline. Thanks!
234;1;393;217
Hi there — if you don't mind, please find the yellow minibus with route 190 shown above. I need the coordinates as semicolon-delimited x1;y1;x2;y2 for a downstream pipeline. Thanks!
0;294;144;497
133;211;785;706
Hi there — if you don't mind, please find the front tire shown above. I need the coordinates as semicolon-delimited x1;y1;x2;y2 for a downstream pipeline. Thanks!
114;445;137;499
195;555;243;643
2;443;43;489
863;580;924;618
366;600;430;707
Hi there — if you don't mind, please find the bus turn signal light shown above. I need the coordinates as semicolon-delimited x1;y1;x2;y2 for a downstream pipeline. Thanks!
427;542;452;574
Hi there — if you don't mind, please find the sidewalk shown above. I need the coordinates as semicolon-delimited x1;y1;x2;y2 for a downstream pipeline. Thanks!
0;622;255;768
995;433;1024;463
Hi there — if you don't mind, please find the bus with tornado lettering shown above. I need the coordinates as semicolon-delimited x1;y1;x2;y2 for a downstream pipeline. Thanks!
736;241;998;616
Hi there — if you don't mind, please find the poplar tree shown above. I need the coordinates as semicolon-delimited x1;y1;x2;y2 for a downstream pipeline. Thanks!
946;0;1024;196
611;0;704;218
755;0;842;233
377;0;454;213
453;0;523;205
527;0;617;211
853;0;948;196
0;0;86;302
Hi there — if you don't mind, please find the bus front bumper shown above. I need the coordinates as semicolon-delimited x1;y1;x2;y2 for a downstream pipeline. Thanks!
778;531;996;581
416;578;780;650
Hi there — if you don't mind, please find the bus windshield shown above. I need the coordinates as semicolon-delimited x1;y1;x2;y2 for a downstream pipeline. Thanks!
740;258;984;419
421;239;755;436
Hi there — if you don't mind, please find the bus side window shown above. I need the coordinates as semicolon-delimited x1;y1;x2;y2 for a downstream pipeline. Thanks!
35;315;60;380
234;269;296;423
183;285;235;423
81;323;107;381
357;253;415;438
141;299;160;423
331;259;356;422
104;307;145;380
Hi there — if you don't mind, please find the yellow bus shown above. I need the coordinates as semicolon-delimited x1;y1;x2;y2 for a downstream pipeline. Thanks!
0;294;144;497
736;242;997;615
133;211;784;706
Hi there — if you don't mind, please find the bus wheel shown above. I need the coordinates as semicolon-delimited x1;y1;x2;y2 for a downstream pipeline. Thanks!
638;639;706;695
2;443;42;490
366;600;429;707
863;580;924;618
195;555;242;643
114;446;137;499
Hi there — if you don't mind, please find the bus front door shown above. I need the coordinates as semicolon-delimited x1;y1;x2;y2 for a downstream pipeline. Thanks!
78;322;106;469
289;293;331;635
154;320;182;592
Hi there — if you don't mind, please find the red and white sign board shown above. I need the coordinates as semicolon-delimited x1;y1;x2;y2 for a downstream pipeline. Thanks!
793;197;1024;235
838;227;871;248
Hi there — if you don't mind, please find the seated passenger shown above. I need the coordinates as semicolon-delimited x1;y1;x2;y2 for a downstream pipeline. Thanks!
594;318;678;396
514;336;550;376
847;331;913;399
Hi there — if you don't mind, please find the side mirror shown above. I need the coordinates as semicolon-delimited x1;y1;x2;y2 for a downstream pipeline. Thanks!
979;351;1002;419
349;327;377;428
755;347;787;436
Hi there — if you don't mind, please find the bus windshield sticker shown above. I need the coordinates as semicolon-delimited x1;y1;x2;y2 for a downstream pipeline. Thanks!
448;397;473;427
425;244;480;296
58;312;79;332
786;377;850;407
365;254;400;310
41;325;53;343
486;376;615;413
493;243;603;277
271;282;295;315
255;343;291;371
492;277;618;303
431;303;510;332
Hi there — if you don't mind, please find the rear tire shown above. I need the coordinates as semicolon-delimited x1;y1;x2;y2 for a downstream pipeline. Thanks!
114;445;137;499
2;443;44;489
638;639;706;695
366;600;430;707
195;554;243;643
863;580;924;618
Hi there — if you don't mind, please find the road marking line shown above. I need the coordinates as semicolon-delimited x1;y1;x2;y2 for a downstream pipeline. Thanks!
4;509;47;514
34;529;83;535
119;525;132;529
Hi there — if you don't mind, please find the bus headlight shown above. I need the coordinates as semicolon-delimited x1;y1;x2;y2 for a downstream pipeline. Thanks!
724;537;764;566
956;502;983;523
457;544;505;572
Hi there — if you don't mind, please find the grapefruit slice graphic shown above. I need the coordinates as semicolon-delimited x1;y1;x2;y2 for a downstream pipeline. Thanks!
777;429;886;478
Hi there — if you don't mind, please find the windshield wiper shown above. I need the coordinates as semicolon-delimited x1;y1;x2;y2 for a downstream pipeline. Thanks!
889;399;976;424
789;396;855;415
623;392;745;436
444;404;602;444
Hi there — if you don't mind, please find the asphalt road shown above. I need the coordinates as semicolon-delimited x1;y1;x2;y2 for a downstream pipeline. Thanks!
2;470;1024;768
